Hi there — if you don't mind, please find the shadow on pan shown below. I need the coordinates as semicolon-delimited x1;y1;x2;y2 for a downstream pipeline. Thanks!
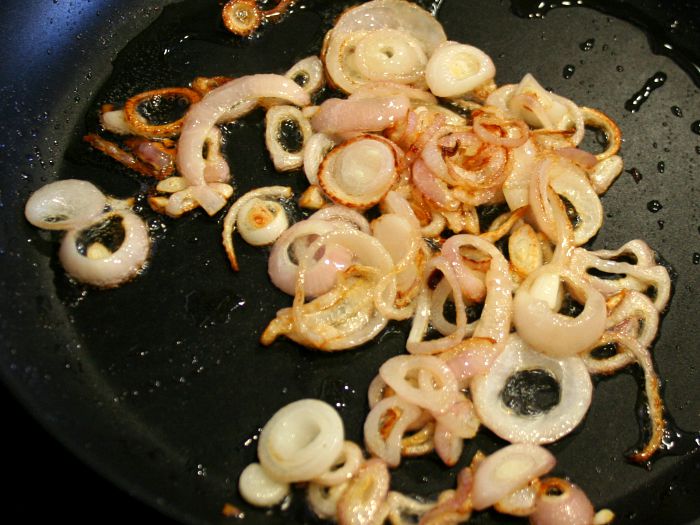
0;0;698;524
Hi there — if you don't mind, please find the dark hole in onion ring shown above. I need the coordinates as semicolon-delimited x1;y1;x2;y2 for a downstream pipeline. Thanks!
75;215;126;256
501;368;561;417
137;94;192;126
558;292;584;318
559;195;581;229
292;71;309;87
586;267;627;280
277;118;304;153
590;342;619;360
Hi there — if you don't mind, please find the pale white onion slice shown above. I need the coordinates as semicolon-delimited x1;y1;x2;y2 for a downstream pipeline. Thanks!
494;481;538;517
310;205;371;234
508;74;569;130
318;135;398;209
471;443;555;511
237;198;289;246
221;185;292;271
425;41;495;97
285;55;325;95
25;179;107;231
238;462;290;507
257;399;344;483
323;0;446;94
311;96;410;136
353;28;428;84
59;210;150;288
513;268;607;358
471;334;593;445
265;105;313;172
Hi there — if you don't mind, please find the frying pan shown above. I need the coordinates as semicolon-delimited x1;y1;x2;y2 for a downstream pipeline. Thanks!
1;0;698;523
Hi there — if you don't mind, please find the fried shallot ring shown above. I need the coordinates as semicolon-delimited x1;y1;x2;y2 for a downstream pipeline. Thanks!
191;76;233;96
123;87;201;139
222;0;262;36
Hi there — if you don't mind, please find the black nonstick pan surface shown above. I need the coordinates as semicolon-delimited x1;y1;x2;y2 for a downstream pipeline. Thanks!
1;0;699;523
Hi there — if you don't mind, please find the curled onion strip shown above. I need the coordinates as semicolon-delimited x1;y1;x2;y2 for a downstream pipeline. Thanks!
59;210;150;288
238;463;290;507
425;41;496;97
337;458;390;525
379;355;459;414
364;395;422;467
257;399;345;483
177;74;309;214
313;441;364;487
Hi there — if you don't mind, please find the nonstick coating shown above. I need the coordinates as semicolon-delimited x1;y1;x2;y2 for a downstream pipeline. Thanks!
1;0;699;524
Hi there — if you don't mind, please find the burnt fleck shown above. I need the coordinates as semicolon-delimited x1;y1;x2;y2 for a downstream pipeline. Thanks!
657;220;665;230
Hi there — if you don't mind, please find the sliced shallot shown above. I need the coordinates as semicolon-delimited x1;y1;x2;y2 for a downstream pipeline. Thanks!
25;179;107;231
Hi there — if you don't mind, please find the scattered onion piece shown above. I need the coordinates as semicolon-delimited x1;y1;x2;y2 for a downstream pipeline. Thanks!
222;185;292;271
425;41;495;97
25;179;107;231
123;87;201;139
59;210;150;288
530;478;595;525
222;0;262;36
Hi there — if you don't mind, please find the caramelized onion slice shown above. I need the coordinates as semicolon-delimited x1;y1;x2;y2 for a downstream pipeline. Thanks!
471;334;593;445
123;87;201;139
59;210;150;288
222;0;262;36
25;179;107;231
318;134;399;209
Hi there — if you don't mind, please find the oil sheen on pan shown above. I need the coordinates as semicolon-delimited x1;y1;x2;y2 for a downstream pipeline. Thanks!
2;0;699;524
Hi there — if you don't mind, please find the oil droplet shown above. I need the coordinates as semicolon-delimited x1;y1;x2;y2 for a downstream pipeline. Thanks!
656;161;665;173
579;38;595;51
625;72;667;112
563;64;576;79
657;220;664;230
670;105;683;117
616;65;624;72
627;167;643;183
695;146;700;155
647;200;663;212
693;253;700;265
691;120;700;135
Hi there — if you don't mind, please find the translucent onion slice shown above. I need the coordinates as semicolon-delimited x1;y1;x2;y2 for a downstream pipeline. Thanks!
307;481;349;520
322;0;446;93
514;267;607;357
100;108;132;135
25;179;107;231
364;395;422;467
237;198;289;246
257;399;345;483
238;462;290;507
318;135;398;209
508;74;569;130
265;105;312;171
588;154;623;195
471;334;593;445
177;74;309;214
221;185;292;271
312;441;364;487
425;41;496;97
353;28;428;84
471;443;556;511
59;210;150;288
285;55;325;95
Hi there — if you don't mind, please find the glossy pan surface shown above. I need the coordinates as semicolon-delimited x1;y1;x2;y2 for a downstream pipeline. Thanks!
1;0;699;523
